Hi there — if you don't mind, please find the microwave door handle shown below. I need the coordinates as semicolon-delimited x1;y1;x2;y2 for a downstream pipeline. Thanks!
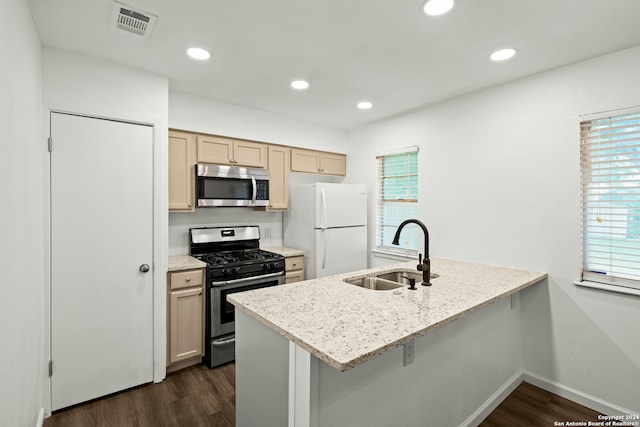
251;176;257;206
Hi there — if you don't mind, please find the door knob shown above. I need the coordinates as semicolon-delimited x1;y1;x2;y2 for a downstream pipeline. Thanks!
139;264;150;273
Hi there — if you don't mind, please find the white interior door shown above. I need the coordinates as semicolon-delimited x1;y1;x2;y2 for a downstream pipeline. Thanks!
50;113;154;410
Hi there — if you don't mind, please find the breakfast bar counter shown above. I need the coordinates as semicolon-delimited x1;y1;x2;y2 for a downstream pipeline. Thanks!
228;257;546;371
228;257;547;427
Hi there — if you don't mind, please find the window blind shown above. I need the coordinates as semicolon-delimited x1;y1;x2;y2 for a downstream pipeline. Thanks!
580;110;640;290
376;147;419;255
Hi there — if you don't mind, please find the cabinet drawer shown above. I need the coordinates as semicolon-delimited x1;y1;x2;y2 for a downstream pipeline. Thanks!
286;270;304;284
285;256;304;271
169;269;204;290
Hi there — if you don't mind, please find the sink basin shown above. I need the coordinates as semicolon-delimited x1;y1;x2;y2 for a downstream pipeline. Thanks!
344;269;440;291
343;276;404;291
376;270;439;284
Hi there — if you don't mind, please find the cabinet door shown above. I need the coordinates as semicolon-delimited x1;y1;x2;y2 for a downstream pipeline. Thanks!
233;140;267;168
320;152;346;176
266;146;290;210
197;135;233;164
168;131;196;212
169;287;203;364
291;148;320;173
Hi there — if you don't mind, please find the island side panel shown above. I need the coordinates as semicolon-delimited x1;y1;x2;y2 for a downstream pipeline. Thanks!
235;310;289;427
314;297;523;427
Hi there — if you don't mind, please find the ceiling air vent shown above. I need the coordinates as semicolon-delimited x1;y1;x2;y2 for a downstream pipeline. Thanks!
110;2;157;39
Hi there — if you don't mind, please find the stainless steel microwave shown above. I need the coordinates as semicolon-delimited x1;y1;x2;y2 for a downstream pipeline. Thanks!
196;164;270;207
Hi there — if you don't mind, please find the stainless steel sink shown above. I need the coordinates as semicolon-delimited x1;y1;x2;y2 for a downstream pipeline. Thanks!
343;269;439;290
376;270;439;283
343;276;405;291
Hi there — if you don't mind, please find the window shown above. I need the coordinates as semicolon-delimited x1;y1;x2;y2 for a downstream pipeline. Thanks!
375;146;419;256
579;109;640;291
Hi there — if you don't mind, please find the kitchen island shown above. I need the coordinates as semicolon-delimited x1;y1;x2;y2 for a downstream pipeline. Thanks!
229;257;547;427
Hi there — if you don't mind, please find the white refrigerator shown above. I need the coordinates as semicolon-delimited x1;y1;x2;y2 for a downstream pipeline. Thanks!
284;183;368;279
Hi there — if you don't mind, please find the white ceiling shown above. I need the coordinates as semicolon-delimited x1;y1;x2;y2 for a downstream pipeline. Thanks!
28;0;640;129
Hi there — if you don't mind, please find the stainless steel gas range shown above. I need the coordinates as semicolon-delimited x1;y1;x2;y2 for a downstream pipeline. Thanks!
189;225;285;368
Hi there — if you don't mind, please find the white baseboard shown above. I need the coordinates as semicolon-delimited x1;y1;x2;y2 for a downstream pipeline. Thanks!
460;371;524;427
36;408;45;427
523;371;637;416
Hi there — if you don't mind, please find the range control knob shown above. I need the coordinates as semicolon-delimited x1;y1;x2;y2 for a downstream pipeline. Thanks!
221;268;230;276
233;267;241;275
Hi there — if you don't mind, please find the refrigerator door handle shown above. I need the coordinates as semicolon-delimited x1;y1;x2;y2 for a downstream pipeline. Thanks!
322;228;327;270
320;188;328;230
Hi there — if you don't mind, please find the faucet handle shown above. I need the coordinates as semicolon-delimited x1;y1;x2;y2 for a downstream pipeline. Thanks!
419;253;423;264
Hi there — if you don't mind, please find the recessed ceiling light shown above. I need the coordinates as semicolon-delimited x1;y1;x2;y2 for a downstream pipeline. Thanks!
186;47;210;60
357;101;373;110
291;80;310;90
423;0;454;16
490;48;517;61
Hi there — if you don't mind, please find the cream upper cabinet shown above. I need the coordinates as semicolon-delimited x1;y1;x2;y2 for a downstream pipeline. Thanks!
197;134;267;168
168;130;196;212
318;151;346;175
196;135;233;165
265;145;290;210
234;139;268;168
291;148;346;176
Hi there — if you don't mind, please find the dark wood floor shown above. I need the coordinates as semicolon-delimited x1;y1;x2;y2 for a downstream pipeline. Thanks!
45;363;601;427
480;381;602;427
44;363;235;427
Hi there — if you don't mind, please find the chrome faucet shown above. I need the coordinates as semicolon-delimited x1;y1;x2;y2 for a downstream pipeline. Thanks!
392;219;431;286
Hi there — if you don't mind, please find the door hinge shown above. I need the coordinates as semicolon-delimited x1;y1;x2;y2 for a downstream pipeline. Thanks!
49;360;53;377
48;137;53;152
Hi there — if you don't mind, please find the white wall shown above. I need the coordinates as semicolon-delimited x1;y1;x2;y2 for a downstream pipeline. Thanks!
169;209;284;255
41;48;170;395
0;0;45;425
347;45;640;412
168;91;348;253
169;91;348;152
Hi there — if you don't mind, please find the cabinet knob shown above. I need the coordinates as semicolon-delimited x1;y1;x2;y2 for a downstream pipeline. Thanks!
139;264;150;273
186;277;191;281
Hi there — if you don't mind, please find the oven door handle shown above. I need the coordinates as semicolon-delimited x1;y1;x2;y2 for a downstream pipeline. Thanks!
213;271;284;286
212;336;236;346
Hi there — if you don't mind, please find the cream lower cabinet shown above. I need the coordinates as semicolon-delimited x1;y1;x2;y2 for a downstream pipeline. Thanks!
168;130;196;212
167;268;205;370
285;255;305;283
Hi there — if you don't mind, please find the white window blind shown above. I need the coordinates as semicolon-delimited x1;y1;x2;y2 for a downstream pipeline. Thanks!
376;147;419;256
580;110;640;290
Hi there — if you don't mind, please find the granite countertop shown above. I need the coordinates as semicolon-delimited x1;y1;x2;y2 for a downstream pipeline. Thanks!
167;255;207;272
262;246;305;257
228;257;547;372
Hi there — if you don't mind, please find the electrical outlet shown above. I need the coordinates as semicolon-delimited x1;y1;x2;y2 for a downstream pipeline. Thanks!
403;340;415;367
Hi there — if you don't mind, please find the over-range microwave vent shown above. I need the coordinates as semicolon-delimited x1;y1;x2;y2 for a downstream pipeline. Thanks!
110;1;157;39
